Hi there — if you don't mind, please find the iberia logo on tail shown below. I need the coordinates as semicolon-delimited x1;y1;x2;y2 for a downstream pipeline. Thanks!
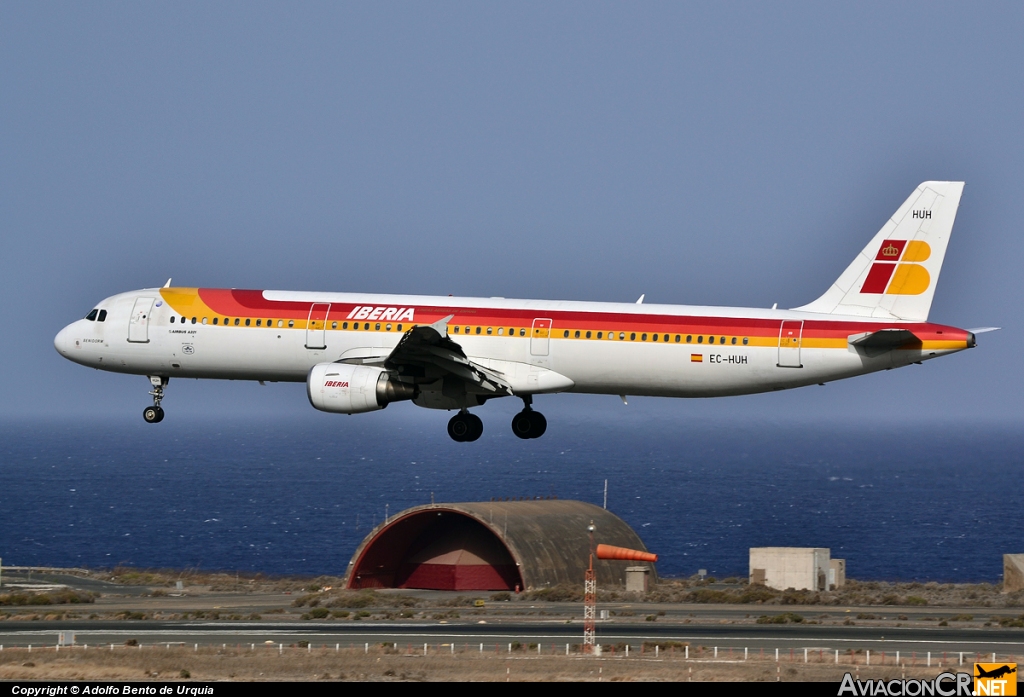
860;240;932;295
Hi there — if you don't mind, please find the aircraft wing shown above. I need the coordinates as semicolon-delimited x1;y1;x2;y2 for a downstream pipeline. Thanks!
382;315;513;395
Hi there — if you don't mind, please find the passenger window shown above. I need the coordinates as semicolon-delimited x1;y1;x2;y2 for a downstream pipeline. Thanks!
343;322;348;329
497;327;504;335
256;319;262;327
731;337;737;345
651;334;657;342
331;321;337;329
85;309;98;321
476;326;482;335
375;323;381;331
663;334;669;342
487;327;493;335
697;336;703;344
386;323;392;331
719;336;725;344
212;318;218;325
202;318;208;325
245;318;251;326
597;332;602;339
686;335;692;343
277;320;284;328
574;330;580;338
353;322;359;330
169;316;175;324
364;323;370;330
619;332;625;340
563;330;569;338
519;328;525;336
641;333;647;341
98;309;107;322
586;331;591;339
508;327;514;335
674;335;680;343
465;327;471;334
743;337;749;345
288;320;294;328
192;317;197;325
397;324;403;332
630;333;636;341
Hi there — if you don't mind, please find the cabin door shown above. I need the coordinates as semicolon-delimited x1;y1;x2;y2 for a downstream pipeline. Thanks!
530;318;552;356
128;297;155;343
305;303;330;349
777;320;804;368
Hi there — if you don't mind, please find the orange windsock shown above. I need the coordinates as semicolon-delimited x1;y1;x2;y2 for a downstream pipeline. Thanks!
596;544;657;563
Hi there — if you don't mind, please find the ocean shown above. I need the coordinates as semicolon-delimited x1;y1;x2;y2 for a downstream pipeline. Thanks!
1;412;1020;582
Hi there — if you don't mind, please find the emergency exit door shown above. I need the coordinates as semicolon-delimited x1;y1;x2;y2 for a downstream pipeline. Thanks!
305;303;330;349
530;318;552;356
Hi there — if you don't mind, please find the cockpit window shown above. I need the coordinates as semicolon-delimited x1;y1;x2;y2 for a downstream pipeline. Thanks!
85;309;98;321
97;310;107;322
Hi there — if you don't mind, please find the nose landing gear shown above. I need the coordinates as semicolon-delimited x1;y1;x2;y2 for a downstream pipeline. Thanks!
511;395;546;439
447;410;483;442
143;376;167;423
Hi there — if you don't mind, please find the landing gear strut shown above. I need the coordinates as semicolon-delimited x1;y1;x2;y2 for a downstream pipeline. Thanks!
447;410;483;442
143;376;167;423
511;395;546;439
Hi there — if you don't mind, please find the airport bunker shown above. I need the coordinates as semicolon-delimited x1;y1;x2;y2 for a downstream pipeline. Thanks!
345;499;657;592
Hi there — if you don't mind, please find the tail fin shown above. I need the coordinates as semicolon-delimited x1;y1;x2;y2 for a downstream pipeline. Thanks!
794;181;964;321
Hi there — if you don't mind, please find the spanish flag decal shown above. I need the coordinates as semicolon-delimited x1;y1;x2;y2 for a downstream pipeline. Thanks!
691;354;703;363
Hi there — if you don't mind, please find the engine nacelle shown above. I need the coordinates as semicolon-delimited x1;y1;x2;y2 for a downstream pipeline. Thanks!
307;363;415;414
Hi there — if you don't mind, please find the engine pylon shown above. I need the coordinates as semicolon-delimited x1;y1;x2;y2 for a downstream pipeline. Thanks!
596;544;657;563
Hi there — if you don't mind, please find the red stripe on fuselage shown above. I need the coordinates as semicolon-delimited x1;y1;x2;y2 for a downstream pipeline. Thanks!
191;289;968;344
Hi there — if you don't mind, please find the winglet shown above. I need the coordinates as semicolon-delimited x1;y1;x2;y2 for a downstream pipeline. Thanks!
635;294;645;305
163;278;172;288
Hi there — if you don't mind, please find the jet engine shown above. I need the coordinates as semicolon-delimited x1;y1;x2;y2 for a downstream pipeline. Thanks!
307;363;416;414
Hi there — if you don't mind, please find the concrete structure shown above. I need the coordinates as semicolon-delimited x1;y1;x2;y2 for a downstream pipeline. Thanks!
625;566;650;593
829;558;846;590
749;547;830;592
1004;554;1024;593
345;499;657;591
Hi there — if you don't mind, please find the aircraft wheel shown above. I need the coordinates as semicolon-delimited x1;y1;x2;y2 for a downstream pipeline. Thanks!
464;412;483;442
143;406;164;424
512;410;546;439
448;413;470;442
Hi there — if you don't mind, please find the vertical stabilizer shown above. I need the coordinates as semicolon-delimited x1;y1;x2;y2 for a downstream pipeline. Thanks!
794;181;964;321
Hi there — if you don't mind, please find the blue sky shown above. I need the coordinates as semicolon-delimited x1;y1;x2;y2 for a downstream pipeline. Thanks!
2;2;1021;424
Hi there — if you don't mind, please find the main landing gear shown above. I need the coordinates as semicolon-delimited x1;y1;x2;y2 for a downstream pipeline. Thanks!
446;397;548;443
143;376;167;424
511;395;546;440
448;410;483;442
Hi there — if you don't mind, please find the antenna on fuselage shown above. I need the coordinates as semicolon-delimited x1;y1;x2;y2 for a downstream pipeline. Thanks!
163;278;172;288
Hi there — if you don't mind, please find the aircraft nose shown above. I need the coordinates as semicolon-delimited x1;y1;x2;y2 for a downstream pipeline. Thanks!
54;324;72;356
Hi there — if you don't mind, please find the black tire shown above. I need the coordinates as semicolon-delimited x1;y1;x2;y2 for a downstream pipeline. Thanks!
153;406;164;423
511;411;534;439
447;413;469;442
464;413;483;442
527;410;547;438
143;406;161;424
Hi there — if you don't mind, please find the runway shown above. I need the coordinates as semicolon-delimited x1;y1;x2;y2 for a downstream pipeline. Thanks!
1;620;1021;657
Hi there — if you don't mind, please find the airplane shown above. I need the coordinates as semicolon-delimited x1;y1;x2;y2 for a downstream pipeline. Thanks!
54;181;994;442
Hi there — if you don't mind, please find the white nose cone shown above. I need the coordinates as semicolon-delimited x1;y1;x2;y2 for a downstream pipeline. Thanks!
54;325;70;356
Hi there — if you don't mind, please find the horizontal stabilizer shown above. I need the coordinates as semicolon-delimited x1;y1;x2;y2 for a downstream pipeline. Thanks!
848;329;920;356
967;327;1001;334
